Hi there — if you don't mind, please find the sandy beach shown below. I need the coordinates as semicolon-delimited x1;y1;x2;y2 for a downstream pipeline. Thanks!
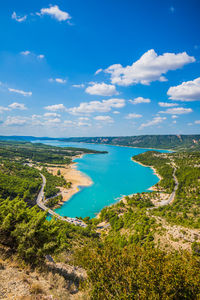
47;157;93;203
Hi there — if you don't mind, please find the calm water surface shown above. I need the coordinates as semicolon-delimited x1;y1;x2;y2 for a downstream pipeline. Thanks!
34;140;167;218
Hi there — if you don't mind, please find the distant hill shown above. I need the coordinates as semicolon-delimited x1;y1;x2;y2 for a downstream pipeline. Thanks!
0;134;200;150
60;135;200;150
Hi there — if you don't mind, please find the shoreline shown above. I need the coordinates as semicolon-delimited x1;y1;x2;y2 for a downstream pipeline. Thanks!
46;146;163;217
68;141;174;152
131;158;162;191
47;155;93;205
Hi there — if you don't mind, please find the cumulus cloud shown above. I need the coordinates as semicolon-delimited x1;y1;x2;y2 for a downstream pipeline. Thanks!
159;107;192;114
95;68;103;75
77;121;91;127
44;118;61;125
94;115;114;123
129;97;151;105
44;104;67;111
167;77;200;101
158;102;179;107
85;82;118;96
8;88;32;97
20;50;31;56
4;116;28;126
39;5;71;22
140;116;166;129
20;51;45;59
8;102;27;110
72;84;85;88
0;106;10;113
44;112;60;118
113;111;120;114
12;12;27;22
195;120;200;124
105;49;195;86
37;54;45;59
68;98;125;115
49;78;67;84
64;120;74;125
79;117;89;121
172;115;178;119
125;113;142;119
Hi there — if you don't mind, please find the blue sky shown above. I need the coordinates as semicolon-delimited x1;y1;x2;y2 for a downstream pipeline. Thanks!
0;0;200;137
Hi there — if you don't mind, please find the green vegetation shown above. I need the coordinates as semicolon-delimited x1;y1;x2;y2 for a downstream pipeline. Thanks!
0;197;98;265
0;139;200;298
99;195;155;247
134;151;200;228
134;151;175;193
0;140;107;165
41;167;66;198
0;161;41;206
46;195;62;208
75;243;200;299
60;134;200;150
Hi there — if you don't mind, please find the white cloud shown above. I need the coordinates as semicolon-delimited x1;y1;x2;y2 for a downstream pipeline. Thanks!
172;120;177;124
0;106;10;113
12;12;27;22
21;50;30;56
125;113;142;119
72;84;85;88
64;120;74;125
8;102;27;110
8;88;32;97
129;97;151;105
20;51;45;59
194;120;200;124
49;78;67;84
44;118;61;125
140;116;166;129
158;102;179;107
44;112;60;118
85;82;118;96
95;68;103;75
159;107;192;114
4;116;28;126
94;115;114;123
79;117;89;121
32;114;42;120
68;98;125;114
39;5;71;22
77;121;91;127
113;111;120;114
171;115;178;119
37;54;45;59
167;77;200;101
44;104;67;111
105;49;195;86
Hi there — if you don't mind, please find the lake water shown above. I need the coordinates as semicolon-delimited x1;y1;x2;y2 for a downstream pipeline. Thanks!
34;140;167;218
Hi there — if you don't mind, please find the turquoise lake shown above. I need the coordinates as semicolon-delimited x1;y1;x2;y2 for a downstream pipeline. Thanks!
34;140;167;218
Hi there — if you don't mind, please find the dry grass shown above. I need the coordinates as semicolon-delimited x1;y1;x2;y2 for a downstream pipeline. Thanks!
30;282;45;295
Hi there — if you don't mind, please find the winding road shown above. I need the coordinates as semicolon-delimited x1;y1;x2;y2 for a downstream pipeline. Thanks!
36;173;86;227
158;159;178;206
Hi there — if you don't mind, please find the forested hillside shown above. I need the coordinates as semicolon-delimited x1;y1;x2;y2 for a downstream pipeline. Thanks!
1;134;200;150
0;141;200;299
60;134;200;150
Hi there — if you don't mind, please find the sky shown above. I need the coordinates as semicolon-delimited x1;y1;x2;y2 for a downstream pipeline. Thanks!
0;0;200;137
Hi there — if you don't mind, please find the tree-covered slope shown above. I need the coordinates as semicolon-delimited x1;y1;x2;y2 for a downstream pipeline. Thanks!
60;134;200;150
